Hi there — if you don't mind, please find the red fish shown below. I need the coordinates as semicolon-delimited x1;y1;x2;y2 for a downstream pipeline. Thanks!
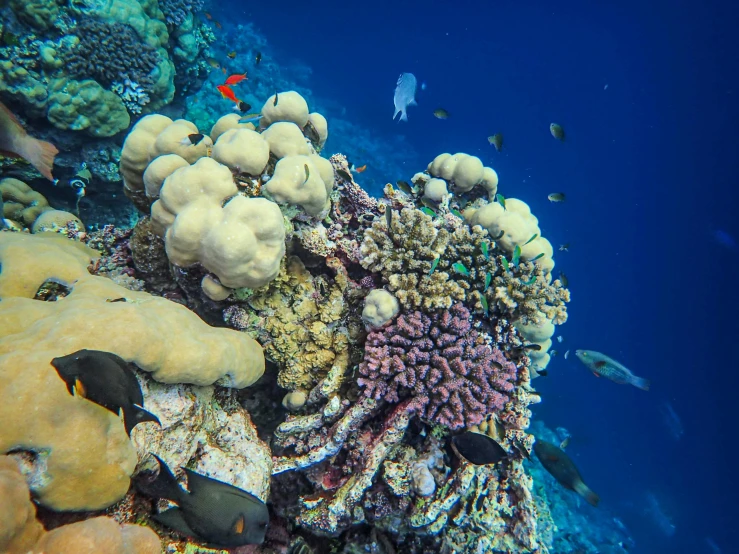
224;73;247;85
216;84;239;103
355;164;367;173
0;101;58;181
204;12;212;19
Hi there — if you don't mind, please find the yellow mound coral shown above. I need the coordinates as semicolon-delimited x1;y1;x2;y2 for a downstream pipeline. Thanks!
0;233;264;510
0;177;53;227
0;456;160;554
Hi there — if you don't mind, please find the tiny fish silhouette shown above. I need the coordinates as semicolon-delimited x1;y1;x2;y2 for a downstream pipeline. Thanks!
140;455;269;547
488;133;503;152
575;349;650;391
550;123;565;141
51;349;160;436
534;439;599;506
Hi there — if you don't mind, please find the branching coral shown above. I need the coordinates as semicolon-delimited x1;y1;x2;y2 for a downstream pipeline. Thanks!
359;206;569;324
65;18;161;90
358;303;517;430
360;207;463;309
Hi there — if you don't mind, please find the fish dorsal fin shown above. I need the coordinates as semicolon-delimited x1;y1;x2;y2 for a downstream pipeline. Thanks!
182;467;234;498
184;468;264;505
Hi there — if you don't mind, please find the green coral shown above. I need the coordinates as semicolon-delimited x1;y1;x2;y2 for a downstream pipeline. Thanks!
47;78;130;136
9;0;60;31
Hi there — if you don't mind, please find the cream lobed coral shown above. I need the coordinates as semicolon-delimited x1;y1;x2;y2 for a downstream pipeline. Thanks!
151;157;286;289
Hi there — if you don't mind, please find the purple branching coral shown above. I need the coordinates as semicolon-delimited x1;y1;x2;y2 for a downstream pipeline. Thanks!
65;19;160;90
358;303;516;430
158;0;205;26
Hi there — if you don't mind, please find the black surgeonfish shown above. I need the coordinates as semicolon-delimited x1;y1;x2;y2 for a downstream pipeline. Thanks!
142;454;269;547
451;431;508;465
50;349;160;436
534;439;600;507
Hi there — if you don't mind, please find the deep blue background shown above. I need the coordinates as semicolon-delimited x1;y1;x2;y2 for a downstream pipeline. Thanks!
223;0;737;551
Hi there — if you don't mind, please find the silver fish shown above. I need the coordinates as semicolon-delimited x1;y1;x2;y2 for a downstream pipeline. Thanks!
393;72;417;122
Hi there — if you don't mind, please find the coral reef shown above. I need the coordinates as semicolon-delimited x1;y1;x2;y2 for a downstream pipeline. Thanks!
0;12;585;544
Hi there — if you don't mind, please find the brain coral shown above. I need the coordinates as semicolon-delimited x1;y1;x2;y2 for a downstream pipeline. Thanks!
358;303;517;430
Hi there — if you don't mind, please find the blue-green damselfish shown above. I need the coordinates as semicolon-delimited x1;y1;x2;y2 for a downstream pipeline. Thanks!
50;349;160;436
142;454;269;547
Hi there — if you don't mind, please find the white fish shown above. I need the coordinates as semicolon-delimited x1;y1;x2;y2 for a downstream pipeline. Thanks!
556;335;563;343
564;349;570;359
393;72;417;122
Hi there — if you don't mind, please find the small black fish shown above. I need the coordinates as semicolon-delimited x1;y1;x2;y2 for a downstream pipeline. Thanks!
303;163;310;183
451;431;508;465
336;169;352;181
490;360;503;370
51;349;160;436
234;101;252;113
106;297;127;303
492;230;505;240
420;197;439;210
524;344;542;351
559;271;569;287
273;92;279;107
255;51;262;65
385;207;393;234
534;439;599;506
396;180;413;195
141;454;269;547
537;368;548;377
181;133;205;146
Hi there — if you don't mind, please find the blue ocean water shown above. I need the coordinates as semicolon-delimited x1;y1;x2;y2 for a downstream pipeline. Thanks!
215;0;738;552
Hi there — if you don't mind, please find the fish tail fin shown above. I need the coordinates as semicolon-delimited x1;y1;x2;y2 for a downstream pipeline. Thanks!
22;136;58;181
631;376;650;391
399;110;408;122
575;481;600;507
139;454;185;503
124;404;161;436
409;99;418;106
